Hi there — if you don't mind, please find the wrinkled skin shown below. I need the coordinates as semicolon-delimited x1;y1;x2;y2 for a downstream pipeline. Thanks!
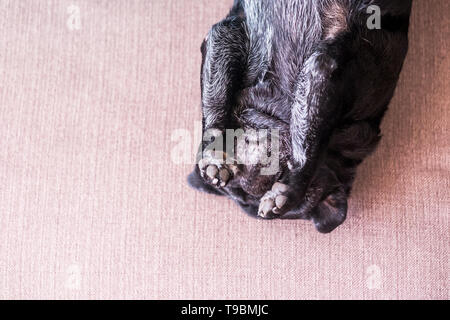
188;0;412;233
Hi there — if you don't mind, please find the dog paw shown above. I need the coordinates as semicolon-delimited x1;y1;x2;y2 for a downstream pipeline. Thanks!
258;182;290;218
198;150;239;187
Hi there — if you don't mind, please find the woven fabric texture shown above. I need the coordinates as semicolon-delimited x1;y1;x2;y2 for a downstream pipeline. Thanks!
0;0;448;299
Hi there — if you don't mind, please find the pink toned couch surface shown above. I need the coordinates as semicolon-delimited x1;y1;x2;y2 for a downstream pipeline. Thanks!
0;0;448;299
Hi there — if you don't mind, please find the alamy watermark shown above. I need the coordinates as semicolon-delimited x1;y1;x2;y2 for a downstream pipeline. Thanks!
366;264;382;290
65;264;82;290
367;5;381;30
67;5;81;31
171;122;281;175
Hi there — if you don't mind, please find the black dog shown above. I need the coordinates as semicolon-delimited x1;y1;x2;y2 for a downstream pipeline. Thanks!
188;0;412;233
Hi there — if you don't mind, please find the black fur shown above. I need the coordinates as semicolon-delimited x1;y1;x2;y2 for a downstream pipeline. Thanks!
188;0;412;233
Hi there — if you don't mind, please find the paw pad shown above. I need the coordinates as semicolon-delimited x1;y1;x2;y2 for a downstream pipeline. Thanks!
198;151;237;187
257;182;290;218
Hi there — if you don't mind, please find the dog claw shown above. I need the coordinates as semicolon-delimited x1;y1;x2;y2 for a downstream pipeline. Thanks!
258;199;275;217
